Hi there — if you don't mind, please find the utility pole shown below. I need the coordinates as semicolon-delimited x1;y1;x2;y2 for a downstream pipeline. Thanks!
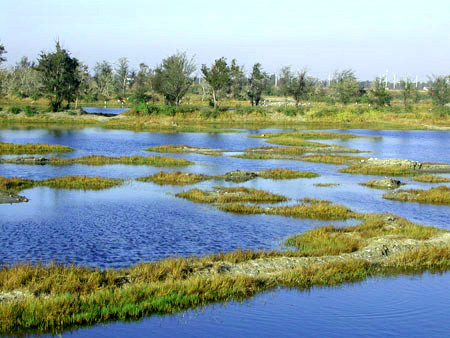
275;74;278;87
415;75;418;88
393;74;396;89
385;69;388;88
328;73;331;88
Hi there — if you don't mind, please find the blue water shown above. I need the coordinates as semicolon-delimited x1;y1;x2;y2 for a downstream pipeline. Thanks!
0;127;449;336
81;107;129;115
67;272;450;338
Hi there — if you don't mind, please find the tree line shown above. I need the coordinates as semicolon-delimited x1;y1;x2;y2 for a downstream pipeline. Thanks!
0;41;449;112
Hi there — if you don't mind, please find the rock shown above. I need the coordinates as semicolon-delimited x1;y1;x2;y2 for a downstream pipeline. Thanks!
0;191;29;204
361;178;403;189
224;170;259;183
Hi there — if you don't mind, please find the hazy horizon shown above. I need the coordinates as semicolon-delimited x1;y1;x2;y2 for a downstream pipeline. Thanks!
1;0;449;81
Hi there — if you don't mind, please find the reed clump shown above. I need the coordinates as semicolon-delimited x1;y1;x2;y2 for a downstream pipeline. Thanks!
0;175;123;192
257;168;319;179
137;171;212;185
176;186;288;204
219;199;354;220
300;155;369;165
0;142;74;154
4;155;193;167
412;175;450;183
383;186;450;205
339;164;417;176
145;144;222;156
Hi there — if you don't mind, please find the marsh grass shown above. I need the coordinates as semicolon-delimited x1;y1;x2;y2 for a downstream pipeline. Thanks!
285;213;443;255
257;169;319;179
300;155;369;165
314;183;340;187
0;176;123;192
250;131;360;140
219;199;354;220
137;171;212;185
176;186;288;204
383;186;450;205
412;175;450;183
0;176;35;193
339;164;418;176
0;238;448;334
145;145;223;156
4;155;193;167
0;142;74;155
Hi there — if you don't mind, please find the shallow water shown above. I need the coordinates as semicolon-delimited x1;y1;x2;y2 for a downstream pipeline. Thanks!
0;127;449;266
64;272;450;338
0;127;449;336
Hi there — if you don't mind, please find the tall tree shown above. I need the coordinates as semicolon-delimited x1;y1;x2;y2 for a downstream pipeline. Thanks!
153;52;196;106
247;63;268;106
133;63;152;103
400;78;413;108
289;70;312;106
230;59;246;99
0;41;6;64
115;57;129;101
330;69;359;104
37;42;80;111
368;77;392;107
94;61;116;101
201;57;231;108
278;66;293;103
428;75;450;106
8;56;42;99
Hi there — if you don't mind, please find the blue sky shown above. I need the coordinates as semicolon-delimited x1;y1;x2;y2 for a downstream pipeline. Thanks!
1;0;449;80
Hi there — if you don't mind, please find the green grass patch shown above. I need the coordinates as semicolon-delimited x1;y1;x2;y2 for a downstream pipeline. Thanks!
4;155;193;167
412;175;450;183
0;176;123;192
176;186;288;204
0;142;73;155
383;186;450;205
137;171;212;186
340;164;418;176
300;155;369;165
257;169;319;179
145;144;222;156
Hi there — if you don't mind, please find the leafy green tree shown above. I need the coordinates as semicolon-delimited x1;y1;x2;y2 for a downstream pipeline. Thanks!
289;70;312;106
153;52;196;106
115;57;129;100
74;63;91;108
368;77;392;107
0;41;6;64
8;56;42;99
400;78;413;108
94;61;117;101
201;57;231;108
133;63;152;103
247;63;268;106
37;42;80;111
279;66;293;104
428;75;450;106
330;69;360;104
230;59;246;99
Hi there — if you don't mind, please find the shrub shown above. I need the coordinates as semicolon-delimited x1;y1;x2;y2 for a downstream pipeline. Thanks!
23;105;38;116
8;106;21;114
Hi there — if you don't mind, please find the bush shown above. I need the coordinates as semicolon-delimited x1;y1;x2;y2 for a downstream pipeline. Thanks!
8;106;22;114
200;107;220;119
23;105;38;116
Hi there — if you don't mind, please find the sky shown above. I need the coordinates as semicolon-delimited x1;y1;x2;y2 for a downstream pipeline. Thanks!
1;0;449;81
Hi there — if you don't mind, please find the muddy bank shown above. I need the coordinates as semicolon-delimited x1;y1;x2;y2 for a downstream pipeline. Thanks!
0;191;28;204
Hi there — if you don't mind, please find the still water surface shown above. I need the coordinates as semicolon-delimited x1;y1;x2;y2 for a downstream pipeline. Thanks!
0;127;449;336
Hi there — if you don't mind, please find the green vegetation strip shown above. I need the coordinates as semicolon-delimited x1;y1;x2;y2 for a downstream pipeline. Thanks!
383;186;450;205
0;213;448;334
300;155;369;165
412;175;450;183
137;169;319;186
0;142;73;154
145;144;223;156
0;176;123;192
176;186;288;204
137;171;212;186
2;155;193;167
